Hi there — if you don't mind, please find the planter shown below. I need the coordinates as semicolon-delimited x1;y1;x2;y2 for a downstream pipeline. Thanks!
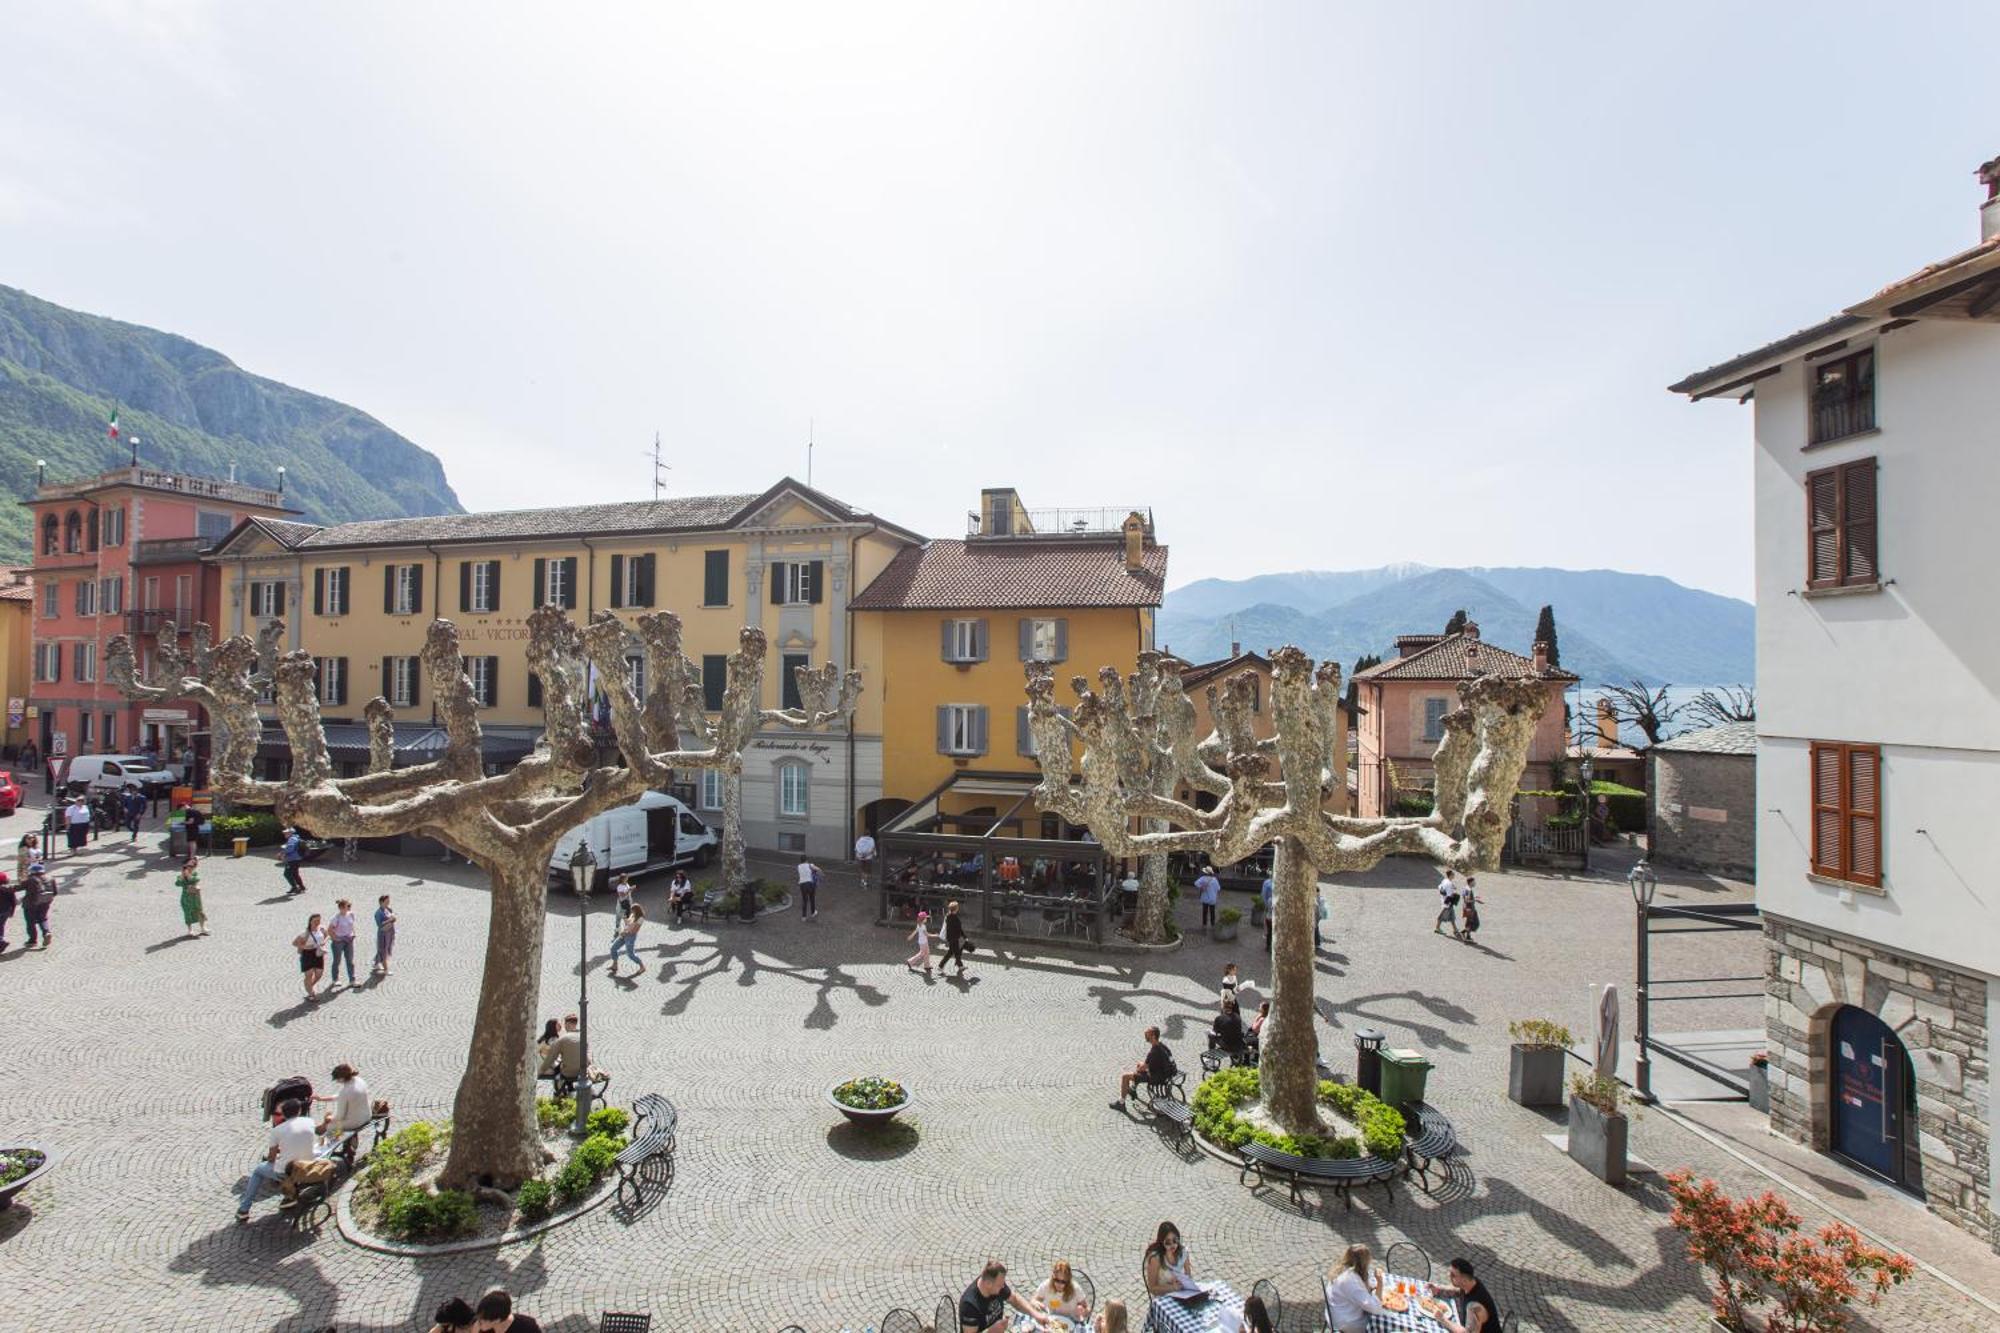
827;1080;914;1125
0;1145;54;1210
1249;900;1268;927
1567;1094;1628;1185
1213;920;1240;942
1745;1062;1769;1115
1508;1043;1567;1107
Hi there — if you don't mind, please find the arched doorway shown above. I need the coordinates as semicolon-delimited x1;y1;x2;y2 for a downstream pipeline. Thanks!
1827;1005;1918;1189
858;798;912;836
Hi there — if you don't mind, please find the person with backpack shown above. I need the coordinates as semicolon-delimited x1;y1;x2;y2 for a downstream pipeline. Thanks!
120;784;147;841
1459;876;1482;943
280;827;307;896
20;863;55;950
1434;870;1462;938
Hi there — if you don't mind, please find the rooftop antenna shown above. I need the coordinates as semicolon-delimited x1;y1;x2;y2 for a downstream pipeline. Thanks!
806;418;814;487
645;432;669;500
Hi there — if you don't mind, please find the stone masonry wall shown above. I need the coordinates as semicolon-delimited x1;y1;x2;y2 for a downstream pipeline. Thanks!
1764;914;1995;1249
1648;750;1754;879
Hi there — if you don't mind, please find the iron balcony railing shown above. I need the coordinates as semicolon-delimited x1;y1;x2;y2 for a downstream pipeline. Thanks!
36;466;285;508
965;505;1153;539
131;536;218;564
126;607;200;635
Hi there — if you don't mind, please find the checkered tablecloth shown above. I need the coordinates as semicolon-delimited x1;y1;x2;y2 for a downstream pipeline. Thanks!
1347;1275;1453;1333
1150;1281;1245;1333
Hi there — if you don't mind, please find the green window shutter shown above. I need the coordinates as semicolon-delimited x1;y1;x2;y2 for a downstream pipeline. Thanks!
486;562;501;609
459;561;471;612
637;554;656;607
807;559;825;604
704;550;729;605
384;564;395;613
527;671;542;708
409;565;422;615
562;557;579;609
701;655;727;711
532;558;547;609
313;568;325;617
609;554;625;609
485;657;499;707
382;656;392;705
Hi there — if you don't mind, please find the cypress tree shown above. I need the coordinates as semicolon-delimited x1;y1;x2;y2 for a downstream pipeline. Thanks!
1534;604;1560;666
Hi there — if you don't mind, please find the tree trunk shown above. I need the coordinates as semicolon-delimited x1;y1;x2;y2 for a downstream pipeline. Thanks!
1132;834;1172;944
439;854;554;1189
719;766;748;891
1258;835;1326;1135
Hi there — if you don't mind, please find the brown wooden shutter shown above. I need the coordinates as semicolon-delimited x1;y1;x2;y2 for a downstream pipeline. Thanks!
609;554;625;609
1841;460;1877;585
1810;742;1843;876
459;561;472;612
313;568;326;617
532;558;546;608
1806;468;1840;589
1846;745;1881;886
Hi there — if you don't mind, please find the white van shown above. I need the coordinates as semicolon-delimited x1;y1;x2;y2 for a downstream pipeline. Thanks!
59;753;178;794
547;791;719;887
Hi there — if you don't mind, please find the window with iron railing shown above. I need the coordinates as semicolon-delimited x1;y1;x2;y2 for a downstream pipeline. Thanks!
1809;348;1875;446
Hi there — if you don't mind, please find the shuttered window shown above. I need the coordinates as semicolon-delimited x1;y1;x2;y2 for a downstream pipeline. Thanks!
461;560;501;613
701;655;728;711
703;550;730;606
315;657;348;707
771;560;823;606
314;566;351;616
1805;459;1878;590
1018;617;1068;663
464;656;499;708
937;704;988;756
781;652;808;711
1422;697;1451;742
941;618;988;663
1810;741;1881;887
1809;347;1874;445
610;553;656;609
385;655;421;708
531;557;579;610
385;564;423;615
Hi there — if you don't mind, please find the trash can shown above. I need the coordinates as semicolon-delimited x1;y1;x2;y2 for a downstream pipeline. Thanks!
168;820;187;859
232;835;250;858
740;883;759;921
1379;1048;1434;1107
1354;1027;1387;1095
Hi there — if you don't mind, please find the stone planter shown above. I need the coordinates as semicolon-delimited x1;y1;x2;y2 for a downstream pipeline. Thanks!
827;1083;914;1126
1508;1043;1567;1107
1213;919;1240;942
1249;900;1267;927
1745;1062;1769;1114
0;1145;54;1210
1567;1094;1629;1186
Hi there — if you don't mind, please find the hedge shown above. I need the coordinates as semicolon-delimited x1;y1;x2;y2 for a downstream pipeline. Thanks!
1191;1067;1405;1159
210;812;284;846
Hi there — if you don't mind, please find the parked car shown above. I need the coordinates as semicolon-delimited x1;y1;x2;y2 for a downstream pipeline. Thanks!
547;791;718;889
0;771;19;815
57;754;178;795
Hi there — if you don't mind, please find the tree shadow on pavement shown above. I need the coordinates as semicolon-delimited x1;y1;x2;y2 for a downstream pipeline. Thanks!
1316;990;1480;1054
650;935;889;1028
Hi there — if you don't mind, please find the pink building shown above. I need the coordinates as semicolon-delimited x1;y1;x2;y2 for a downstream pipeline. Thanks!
26;465;297;771
1351;622;1575;818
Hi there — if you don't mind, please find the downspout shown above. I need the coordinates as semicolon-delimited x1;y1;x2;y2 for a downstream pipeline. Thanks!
425;544;445;728
845;526;867;857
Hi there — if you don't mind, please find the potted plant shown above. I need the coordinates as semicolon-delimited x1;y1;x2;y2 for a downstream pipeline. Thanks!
1566;1070;1632;1185
1214;906;1242;942
1746;1052;1770;1114
1506;1018;1573;1107
0;1144;53;1210
1249;896;1267;928
828;1076;914;1125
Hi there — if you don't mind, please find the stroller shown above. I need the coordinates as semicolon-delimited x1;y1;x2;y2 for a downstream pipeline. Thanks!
258;1075;389;1232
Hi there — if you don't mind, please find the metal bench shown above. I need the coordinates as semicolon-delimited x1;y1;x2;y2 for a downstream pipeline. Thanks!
1400;1101;1458;1189
694;890;724;923
614;1093;678;1205
1237;1141;1397;1213
1151;1098;1194;1149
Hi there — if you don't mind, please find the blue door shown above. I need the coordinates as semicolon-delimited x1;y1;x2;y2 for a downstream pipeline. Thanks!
1829;1006;1907;1185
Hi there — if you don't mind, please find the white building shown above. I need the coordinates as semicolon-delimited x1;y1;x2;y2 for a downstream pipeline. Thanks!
1672;156;2000;1249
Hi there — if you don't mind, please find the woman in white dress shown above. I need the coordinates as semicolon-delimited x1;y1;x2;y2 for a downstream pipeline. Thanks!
905;910;932;977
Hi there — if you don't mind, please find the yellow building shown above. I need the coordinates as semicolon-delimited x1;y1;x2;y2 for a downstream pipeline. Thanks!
0;568;32;753
206;480;920;859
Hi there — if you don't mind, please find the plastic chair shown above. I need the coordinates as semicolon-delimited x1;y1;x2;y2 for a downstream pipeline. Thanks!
1250;1276;1281;1327
881;1308;925;1333
597;1315;652;1333
1385;1241;1432;1284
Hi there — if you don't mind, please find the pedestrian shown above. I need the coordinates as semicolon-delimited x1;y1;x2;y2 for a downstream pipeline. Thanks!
1194;865;1222;931
472;1287;544;1333
612;873;634;924
280;826;307;895
1219;961;1239;1009
426;1297;476;1333
120;783;146;841
1261;873;1275;953
853;831;876;868
16;832;39;885
1459;876;1481;943
327;898;359;987
63;792;92;852
294;912;328;1000
184;804;207;856
939;899;968;976
0;872;14;953
21;863;54;950
176;854;207;937
668;869;693;925
372;894;397;975
796;856;819;919
609;901;646;978
905;909;933;977
341;836;359;863
1433;869;1461;936
1315;888;1329;949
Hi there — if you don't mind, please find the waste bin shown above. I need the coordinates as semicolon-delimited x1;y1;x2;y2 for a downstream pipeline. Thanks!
1379;1047;1433;1107
1354;1027;1387;1095
740;883;759;921
232;836;250;858
168;821;187;859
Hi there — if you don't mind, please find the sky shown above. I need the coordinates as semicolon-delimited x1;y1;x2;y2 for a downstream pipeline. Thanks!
3;2;1992;603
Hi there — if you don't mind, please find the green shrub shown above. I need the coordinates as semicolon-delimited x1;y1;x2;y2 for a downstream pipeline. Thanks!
515;1177;554;1221
536;1097;576;1132
210;812;283;846
574;1132;621;1177
585;1106;630;1139
1508;1018;1575;1050
378;1183;476;1240
552;1156;597;1204
359;1120;443;1204
1217;907;1243;926
1392;794;1435;816
1191;1068;1401;1160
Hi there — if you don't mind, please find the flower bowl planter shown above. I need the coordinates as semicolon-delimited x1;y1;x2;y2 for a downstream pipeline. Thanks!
1508;1043;1567;1107
0;1145;54;1210
1567;1094;1628;1185
827;1081;914;1125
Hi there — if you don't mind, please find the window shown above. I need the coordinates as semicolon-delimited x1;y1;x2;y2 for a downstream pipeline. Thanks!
780;652;808;711
314;566;351;616
249;580;285;618
461;560;500;614
941;618;988;663
99;576;124;615
1806;459;1878;590
73;642;96;683
197;510;234;542
625;655;646;698
1421;697;1451;742
771;560;823;606
777;831;806;853
79;712;93;750
465;656;499;707
699;769;723;811
86;509;99;551
1809;347;1875;445
938;704;988;756
33;642;60;683
102;507;126;547
532;557;578;610
74;580;97;616
315;656;348;707
141;576;159;611
1017;704;1073;757
1811;741;1881;887
385;563;423;615
701;655;727;711
703;550;730;606
610;553;655;609
101;712;115;750
387;655;421;708
1019;617;1067;663
174;574;191;613
40;581;57;619
63;511;81;553
40;514;58;556
778;761;810;818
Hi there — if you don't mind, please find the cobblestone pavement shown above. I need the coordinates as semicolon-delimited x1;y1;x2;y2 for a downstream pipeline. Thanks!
0;803;1987;1332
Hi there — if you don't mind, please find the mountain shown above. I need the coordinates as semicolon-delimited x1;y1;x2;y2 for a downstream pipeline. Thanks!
1160;564;1752;686
0;284;461;561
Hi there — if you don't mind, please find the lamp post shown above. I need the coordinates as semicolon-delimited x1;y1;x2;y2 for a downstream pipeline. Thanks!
569;840;598;1137
1578;753;1595;873
1629;858;1659;1104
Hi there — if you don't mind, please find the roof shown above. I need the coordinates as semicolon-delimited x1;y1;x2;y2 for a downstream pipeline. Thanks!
0;567;31;602
1667;313;1867;398
1350;629;1577;684
850;538;1167;611
1652;721;1758;757
1178;651;1271;690
250;518;325;549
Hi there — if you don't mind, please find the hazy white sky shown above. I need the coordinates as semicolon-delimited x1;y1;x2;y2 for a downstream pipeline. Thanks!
5;3;1992;600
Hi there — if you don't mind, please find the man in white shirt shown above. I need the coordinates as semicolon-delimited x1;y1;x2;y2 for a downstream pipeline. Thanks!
237;1099;317;1222
796;858;820;919
853;833;876;867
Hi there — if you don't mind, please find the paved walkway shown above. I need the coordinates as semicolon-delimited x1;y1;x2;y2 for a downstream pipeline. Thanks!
0;803;1986;1332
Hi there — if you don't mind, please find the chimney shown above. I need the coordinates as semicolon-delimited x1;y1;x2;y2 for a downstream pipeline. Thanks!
1597;697;1619;747
1123;511;1146;572
1461;620;1479;640
1981;155;2000;241
1230;640;1241;658
1532;640;1550;675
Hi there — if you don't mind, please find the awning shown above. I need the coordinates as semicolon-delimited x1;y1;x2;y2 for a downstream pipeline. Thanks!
257;723;538;767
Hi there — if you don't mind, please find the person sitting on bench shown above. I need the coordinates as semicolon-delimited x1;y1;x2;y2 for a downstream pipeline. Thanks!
1112;1026;1176;1108
236;1099;317;1222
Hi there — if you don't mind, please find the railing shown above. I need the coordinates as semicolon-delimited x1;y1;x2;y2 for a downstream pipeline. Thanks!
1809;351;1874;444
36;466;284;508
126;607;199;635
131;537;217;564
965;505;1152;539
1506;822;1585;860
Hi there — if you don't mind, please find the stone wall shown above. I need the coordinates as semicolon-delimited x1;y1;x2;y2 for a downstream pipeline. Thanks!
1763;914;1995;1249
1649;750;1754;879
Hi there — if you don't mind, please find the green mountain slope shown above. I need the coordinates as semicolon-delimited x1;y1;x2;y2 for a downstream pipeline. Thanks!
0;285;461;561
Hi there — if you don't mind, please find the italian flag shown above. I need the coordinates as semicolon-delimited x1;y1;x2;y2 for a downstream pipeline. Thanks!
106;407;119;440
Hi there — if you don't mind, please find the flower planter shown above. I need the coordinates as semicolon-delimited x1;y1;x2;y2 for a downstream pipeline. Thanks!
1745;1062;1769;1115
1567;1094;1628;1186
1508;1043;1567;1107
0;1145;54;1210
827;1080;914;1125
1212;920;1240;942
1249;900;1267;927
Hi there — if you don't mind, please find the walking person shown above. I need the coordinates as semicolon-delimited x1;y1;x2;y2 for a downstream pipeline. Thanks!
1315;888;1330;950
1433;870;1461;937
1459;875;1481;944
1260;873;1274;953
1193;865;1223;931
21;863;55;950
327;899;359;987
280;827;308;896
0;872;14;953
796;857;819;919
63;792;92;853
609;901;647;978
294;912;328;1000
120;784;146;841
612;873;634;928
372;894;397;975
939;899;969;976
905;909;933;977
176;855;207;937
15;833;38;888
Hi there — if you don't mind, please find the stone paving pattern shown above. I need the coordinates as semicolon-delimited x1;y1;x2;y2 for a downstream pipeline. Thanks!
0;800;1987;1332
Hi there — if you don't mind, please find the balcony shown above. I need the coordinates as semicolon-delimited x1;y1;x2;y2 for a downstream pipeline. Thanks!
126;607;200;636
965;505;1153;540
36;465;286;509
131;536;218;565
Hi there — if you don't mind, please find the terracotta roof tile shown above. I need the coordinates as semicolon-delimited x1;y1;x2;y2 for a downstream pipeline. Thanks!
1652;721;1757;756
851;539;1167;611
1351;629;1577;684
294;494;761;549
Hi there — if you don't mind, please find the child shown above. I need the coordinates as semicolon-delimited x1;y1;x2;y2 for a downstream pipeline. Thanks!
1219;962;1239;1009
905;910;933;977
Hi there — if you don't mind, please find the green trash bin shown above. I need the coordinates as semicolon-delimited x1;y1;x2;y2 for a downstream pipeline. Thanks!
1378;1048;1433;1107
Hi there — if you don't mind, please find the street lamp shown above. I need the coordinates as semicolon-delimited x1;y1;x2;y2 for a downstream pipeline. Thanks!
1577;752;1595;873
1629;858;1659;1104
568;839;598;1136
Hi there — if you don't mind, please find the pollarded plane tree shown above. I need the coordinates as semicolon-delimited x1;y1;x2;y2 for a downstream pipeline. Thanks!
109;608;857;1188
1026;648;1547;1135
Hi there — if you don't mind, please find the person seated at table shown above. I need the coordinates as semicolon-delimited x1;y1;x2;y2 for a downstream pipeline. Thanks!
426;1296;476;1332
1429;1257;1500;1333
1090;1300;1127;1333
1240;1293;1276;1333
1111;1027;1177;1109
1209;999;1249;1057
1033;1259;1091;1324
535;1019;562;1076
312;1062;373;1146
1325;1244;1389;1333
959;1259;1049;1332
1248;1000;1271;1042
668;870;695;923
1141;1220;1195;1295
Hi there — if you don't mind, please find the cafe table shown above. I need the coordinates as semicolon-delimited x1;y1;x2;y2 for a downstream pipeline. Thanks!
1147;1281;1247;1333
1339;1273;1454;1333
